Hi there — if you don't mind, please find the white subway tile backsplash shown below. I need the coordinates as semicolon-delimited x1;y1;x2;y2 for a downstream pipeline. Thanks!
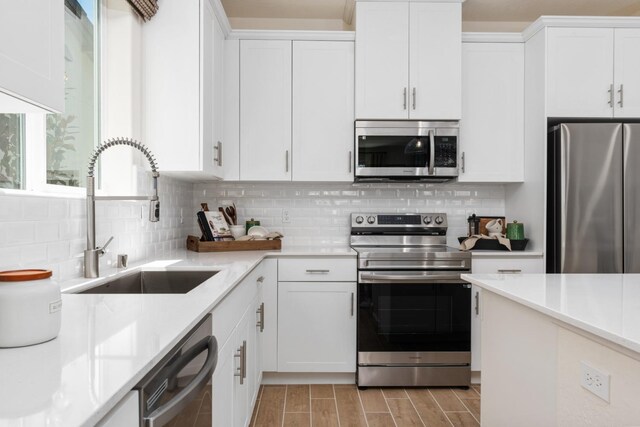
194;182;506;247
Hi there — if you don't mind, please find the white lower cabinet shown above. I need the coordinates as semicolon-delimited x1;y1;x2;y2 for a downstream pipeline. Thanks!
278;281;357;372
212;335;236;427
96;391;139;427
469;255;544;374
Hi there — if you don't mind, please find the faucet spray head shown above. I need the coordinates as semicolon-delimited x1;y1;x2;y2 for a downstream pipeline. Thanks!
149;200;160;222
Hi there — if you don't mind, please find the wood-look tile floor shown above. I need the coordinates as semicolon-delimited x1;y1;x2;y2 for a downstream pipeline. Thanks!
250;384;481;427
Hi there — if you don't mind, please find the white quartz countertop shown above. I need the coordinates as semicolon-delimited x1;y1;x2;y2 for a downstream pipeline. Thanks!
0;247;355;427
462;274;640;355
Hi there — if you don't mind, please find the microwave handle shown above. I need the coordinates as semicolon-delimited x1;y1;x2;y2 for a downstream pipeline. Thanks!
428;130;435;175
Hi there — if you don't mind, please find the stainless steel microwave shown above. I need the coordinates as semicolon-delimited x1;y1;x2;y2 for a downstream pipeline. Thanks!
354;120;459;182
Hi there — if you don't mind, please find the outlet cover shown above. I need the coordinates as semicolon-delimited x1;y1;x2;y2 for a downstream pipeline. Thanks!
282;208;291;223
580;361;610;403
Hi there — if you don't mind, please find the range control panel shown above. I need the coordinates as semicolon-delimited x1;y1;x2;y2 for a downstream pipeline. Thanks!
350;213;448;228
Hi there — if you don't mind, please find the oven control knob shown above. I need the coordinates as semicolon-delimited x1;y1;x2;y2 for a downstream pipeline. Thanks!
435;216;444;225
355;215;364;224
367;216;376;224
423;216;432;225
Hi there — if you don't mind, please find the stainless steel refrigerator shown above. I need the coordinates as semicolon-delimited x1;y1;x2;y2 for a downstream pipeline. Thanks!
547;123;640;273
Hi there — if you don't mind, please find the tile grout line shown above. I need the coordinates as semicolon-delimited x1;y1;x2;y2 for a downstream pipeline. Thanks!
405;390;428;427
452;388;481;425
355;386;371;427
281;385;288;427
428;388;456;427
252;386;265;427
332;385;342;427
382;391;400;427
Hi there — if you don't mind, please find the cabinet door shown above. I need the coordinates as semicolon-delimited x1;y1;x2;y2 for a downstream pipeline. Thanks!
0;0;64;112
547;28;614;118
278;282;356;372
201;0;216;175
355;2;409;119
459;42;524;182
409;2;461;120
614;28;640;118
212;337;235;427
240;40;292;181
293;41;355;181
470;285;481;372
233;312;250;427
261;259;278;372
210;9;225;177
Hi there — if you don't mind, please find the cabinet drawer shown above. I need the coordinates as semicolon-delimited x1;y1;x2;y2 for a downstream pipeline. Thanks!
472;257;543;274
278;257;356;282
211;262;264;348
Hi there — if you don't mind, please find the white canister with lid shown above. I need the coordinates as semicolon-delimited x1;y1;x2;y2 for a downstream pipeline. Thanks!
0;270;62;347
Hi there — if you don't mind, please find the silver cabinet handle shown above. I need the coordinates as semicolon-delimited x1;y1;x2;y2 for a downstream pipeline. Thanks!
213;141;222;167
256;302;265;332
497;269;522;274
461;151;465;173
348;151;352;173
608;84;614;107
428;129;435;176
350;292;354;317
144;336;218;427
257;276;265;284
403;88;407;110
305;269;330;274
474;291;479;315
412;87;416;110
234;341;246;384
285;150;289;173
618;84;624;107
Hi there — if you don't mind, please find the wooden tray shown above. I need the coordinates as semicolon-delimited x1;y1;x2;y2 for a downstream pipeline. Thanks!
187;235;282;252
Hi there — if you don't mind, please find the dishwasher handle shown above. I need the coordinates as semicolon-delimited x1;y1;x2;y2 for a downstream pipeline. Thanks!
144;336;218;427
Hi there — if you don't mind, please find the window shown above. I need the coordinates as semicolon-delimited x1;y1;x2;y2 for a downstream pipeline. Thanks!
0;0;99;195
46;0;99;188
0;114;24;189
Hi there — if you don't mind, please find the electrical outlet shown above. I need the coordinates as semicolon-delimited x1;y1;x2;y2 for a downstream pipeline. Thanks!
282;208;291;223
581;361;610;402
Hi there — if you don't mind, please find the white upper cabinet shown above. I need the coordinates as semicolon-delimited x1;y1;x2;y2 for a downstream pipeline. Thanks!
613;28;640;118
409;2;461;120
547;28;614;118
240;40;292;181
143;0;224;179
292;41;355;181
547;27;640;118
355;2;409;119
355;1;461;120
0;0;64;112
459;42;524;182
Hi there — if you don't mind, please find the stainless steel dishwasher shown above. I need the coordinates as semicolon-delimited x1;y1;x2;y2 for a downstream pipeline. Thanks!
135;314;217;426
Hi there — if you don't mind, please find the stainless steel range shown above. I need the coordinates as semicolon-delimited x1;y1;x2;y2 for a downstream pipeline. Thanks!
350;212;472;387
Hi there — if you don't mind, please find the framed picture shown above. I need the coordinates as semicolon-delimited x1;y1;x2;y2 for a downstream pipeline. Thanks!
478;216;506;235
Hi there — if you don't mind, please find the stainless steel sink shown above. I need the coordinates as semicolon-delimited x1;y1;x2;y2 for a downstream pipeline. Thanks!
80;270;218;294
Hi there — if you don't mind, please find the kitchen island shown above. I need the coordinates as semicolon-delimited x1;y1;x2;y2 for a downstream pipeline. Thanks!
0;246;355;427
462;273;640;427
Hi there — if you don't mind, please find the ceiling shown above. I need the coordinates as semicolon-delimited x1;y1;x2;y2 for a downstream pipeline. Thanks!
220;0;640;30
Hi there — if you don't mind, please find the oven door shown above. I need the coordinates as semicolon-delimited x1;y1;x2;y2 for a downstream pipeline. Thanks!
357;271;471;365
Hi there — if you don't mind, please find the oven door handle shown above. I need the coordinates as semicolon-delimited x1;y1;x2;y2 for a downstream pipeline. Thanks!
428;129;435;175
359;272;467;283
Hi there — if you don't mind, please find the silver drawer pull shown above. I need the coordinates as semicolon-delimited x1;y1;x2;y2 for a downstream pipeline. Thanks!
256;302;265;332
305;269;330;274
497;269;522;274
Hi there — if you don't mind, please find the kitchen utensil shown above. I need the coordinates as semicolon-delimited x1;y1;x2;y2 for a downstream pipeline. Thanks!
225;205;237;225
0;269;61;347
246;218;261;234
219;207;233;226
506;220;525;240
231;225;246;239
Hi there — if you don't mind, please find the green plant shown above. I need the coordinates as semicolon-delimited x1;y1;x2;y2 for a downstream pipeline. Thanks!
46;113;79;186
0;114;21;189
